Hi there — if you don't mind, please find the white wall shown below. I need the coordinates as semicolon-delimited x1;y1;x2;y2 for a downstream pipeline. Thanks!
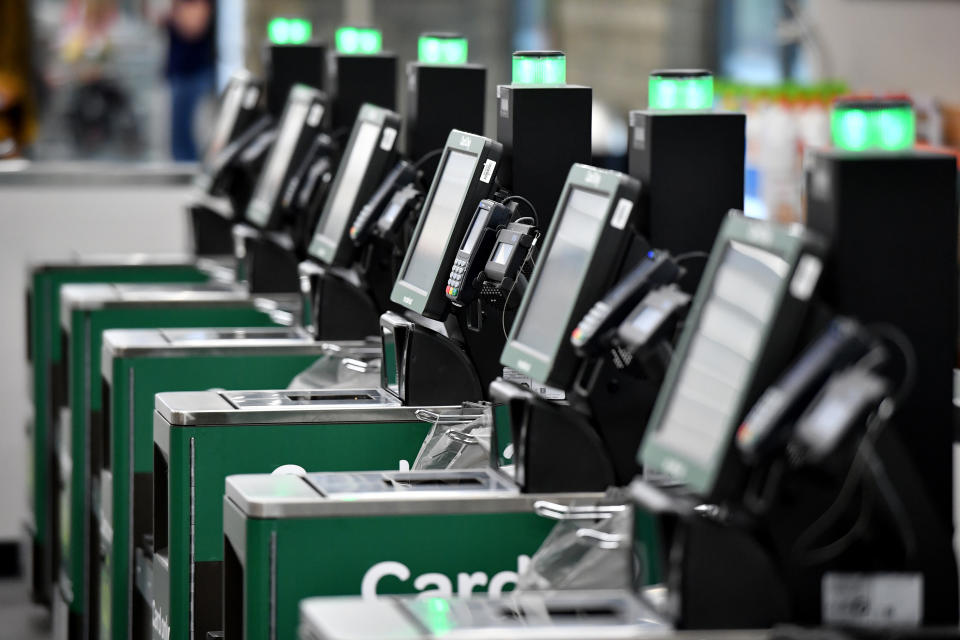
806;0;960;104
0;181;192;539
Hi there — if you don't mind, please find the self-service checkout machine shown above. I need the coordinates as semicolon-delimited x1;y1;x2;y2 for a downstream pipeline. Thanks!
217;164;648;640
25;68;273;609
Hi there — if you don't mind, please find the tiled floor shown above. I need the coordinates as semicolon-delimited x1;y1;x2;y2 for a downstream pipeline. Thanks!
0;579;50;640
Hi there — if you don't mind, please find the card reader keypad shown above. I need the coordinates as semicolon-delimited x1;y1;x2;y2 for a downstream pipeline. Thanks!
446;257;468;298
572;301;610;346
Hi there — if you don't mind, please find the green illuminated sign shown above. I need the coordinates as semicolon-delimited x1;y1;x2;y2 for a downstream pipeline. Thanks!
648;70;713;110
418;33;468;65
831;100;915;151
267;18;312;45
336;26;382;55
511;51;566;85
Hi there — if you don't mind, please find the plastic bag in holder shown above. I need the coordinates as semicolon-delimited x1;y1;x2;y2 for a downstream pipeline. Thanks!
518;493;636;591
411;404;492;471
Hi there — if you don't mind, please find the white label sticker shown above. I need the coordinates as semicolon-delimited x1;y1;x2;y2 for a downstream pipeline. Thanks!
243;87;259;109
789;254;823;300
307;103;324;127
502;367;566;400
479;159;496;184
633;125;646;150
610;198;633;230
823;573;922;628
380;127;397;151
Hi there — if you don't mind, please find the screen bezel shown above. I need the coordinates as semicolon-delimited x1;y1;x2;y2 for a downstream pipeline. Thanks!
390;130;495;316
307;103;394;263
500;165;628;385
202;77;249;170
245;85;324;228
639;215;808;498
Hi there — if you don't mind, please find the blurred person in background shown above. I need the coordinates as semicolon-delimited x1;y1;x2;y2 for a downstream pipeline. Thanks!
58;0;142;157
164;0;215;161
0;0;38;158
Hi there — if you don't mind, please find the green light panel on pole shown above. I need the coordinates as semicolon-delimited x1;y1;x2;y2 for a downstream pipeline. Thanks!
831;100;915;151
336;27;382;55
418;33;468;65
648;70;713;110
511;51;566;85
268;18;312;45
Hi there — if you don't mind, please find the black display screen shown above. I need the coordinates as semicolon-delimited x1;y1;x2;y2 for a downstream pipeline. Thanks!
491;242;511;265
247;99;310;226
459;210;487;255
513;187;609;358
203;80;246;169
401;150;476;294
654;241;788;466
313;120;382;250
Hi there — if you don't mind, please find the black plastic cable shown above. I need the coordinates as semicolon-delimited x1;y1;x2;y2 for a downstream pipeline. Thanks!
412;147;444;171
674;250;710;265
501;195;539;229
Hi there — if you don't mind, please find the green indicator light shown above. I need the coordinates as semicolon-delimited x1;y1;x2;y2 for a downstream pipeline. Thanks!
831;100;914;152
648;70;713;110
511;51;566;85
336;26;382;55
422;598;454;633
832;108;870;150
287;19;311;45
268;18;312;45
877;106;914;151
418;33;468;65
268;18;290;45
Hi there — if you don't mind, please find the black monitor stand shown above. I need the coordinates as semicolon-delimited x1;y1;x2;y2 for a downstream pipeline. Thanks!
381;311;483;406
630;404;958;630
